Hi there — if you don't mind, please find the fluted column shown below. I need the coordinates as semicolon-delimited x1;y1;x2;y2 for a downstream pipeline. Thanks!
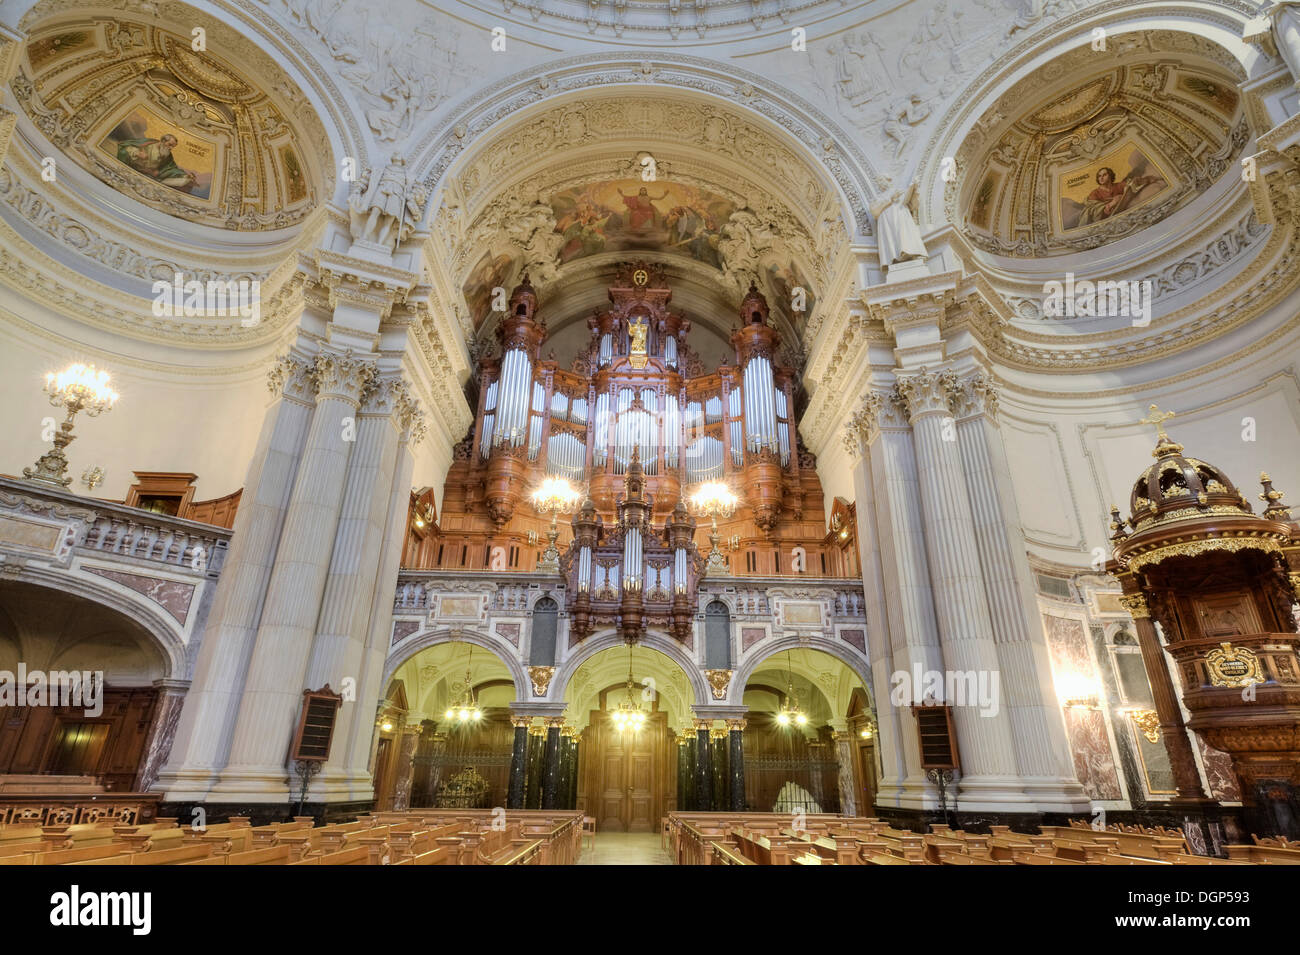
214;350;375;796
158;354;317;801
896;367;1027;812
303;374;407;797
951;371;1089;812
507;716;530;809
727;719;746;811
848;387;944;809
340;392;423;798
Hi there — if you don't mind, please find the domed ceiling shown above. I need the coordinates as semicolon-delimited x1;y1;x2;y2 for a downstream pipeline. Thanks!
10;18;328;231
958;37;1248;258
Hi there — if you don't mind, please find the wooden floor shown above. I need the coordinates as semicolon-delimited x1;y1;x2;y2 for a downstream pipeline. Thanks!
577;832;673;865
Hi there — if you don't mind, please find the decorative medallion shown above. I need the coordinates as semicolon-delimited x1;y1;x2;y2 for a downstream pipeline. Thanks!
1204;642;1263;688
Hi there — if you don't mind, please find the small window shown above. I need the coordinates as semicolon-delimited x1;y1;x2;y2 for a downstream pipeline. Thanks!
705;600;731;669
529;597;559;666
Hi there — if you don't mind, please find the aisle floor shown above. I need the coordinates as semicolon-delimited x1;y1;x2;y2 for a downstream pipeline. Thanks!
576;831;674;865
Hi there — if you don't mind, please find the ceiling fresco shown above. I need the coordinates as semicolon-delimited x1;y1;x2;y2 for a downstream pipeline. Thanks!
11;19;326;231
960;51;1248;258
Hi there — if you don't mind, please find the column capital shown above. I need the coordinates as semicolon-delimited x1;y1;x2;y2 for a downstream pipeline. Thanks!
510;715;533;729
726;718;747;732
313;349;376;405
895;365;960;421
948;370;1000;422
1119;593;1150;619
544;716;566;729
844;387;908;457
267;352;317;403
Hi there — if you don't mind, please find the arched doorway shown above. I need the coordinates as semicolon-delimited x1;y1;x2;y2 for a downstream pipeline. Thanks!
0;579;174;792
565;641;695;832
741;647;875;815
380;639;518;811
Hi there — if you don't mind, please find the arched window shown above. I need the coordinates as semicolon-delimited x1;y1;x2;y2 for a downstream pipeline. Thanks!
704;600;731;669
529;596;559;666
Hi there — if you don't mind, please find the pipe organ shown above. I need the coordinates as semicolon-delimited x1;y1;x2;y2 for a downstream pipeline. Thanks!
415;262;851;635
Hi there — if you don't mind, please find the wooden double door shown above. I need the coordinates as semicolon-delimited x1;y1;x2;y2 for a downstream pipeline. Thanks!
583;708;669;832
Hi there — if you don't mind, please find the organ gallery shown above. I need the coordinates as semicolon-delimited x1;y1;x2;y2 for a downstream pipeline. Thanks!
0;0;1299;896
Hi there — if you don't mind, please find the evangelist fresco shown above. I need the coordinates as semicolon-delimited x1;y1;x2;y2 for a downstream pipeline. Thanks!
550;179;735;268
14;22;326;231
958;52;1247;257
1056;144;1170;233
99;109;216;200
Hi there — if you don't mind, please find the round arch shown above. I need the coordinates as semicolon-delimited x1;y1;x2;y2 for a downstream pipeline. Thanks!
382;626;528;696
555;629;708;707
731;635;873;711
3;569;189;681
915;5;1265;229
408;54;879;235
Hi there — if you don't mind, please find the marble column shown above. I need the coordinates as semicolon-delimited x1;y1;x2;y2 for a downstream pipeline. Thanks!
568;736;581;809
849;388;946;809
541;718;563;809
303;374;405;798
157;355;316;801
556;734;572;810
213;350;375;798
391;723;420;811
896;367;1028;812
712;731;728;810
695;721;714;811
340;394;423;798
808;740;828;811
1124;593;1210;801
410;720;440;807
506;716;530;809
727;719;747;811
137;680;189;792
525;728;545;809
830;722;858;817
951;371;1090;812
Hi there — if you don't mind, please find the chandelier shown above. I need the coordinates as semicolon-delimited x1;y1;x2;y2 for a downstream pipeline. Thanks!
531;476;583;571
24;363;119;488
443;645;482;724
775;650;807;728
688;481;738;575
609;645;647;733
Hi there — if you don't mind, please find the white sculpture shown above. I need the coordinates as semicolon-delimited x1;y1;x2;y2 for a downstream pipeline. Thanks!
1261;2;1300;88
348;155;428;250
869;183;928;268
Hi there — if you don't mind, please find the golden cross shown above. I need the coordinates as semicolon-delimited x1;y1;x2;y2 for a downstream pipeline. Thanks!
1139;404;1175;441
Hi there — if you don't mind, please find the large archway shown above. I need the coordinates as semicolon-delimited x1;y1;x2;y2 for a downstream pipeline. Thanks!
378;637;519;811
0;579;174;792
564;640;697;832
740;646;876;815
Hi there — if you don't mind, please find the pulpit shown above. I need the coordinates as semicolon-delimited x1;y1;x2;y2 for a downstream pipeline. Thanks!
1111;408;1300;838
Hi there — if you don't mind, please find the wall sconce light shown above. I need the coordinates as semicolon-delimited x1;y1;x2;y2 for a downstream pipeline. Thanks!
1057;673;1101;709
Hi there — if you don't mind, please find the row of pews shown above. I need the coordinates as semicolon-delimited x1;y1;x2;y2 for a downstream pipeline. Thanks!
0;809;584;866
669;813;1300;865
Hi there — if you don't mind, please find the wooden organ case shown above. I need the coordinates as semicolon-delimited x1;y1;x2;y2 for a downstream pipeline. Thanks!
419;263;845;640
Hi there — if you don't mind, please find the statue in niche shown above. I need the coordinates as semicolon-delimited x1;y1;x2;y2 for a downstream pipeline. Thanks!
869;182;927;268
1250;3;1300;88
348;155;428;249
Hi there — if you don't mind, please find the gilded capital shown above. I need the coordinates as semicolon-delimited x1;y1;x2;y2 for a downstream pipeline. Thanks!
1118;593;1149;619
726;718;747;732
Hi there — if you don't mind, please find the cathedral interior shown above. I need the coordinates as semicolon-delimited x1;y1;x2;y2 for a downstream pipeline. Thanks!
1;0;1300;884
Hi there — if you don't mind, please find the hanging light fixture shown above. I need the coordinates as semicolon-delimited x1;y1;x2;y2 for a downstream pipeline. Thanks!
608;644;648;733
443;644;482;724
775;650;807;728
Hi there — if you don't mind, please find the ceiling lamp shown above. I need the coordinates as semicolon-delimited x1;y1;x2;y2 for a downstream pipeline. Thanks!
609;645;647;733
443;644;482;724
775;650;807;728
